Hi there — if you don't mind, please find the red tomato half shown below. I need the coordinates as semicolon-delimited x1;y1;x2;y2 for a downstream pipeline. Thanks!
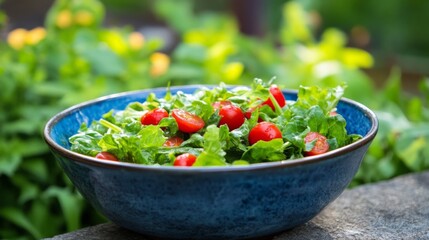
213;101;245;131
163;136;184;147
304;132;330;156
262;85;286;110
173;153;197;167
248;122;282;145
95;152;118;161
171;109;205;133
141;108;169;125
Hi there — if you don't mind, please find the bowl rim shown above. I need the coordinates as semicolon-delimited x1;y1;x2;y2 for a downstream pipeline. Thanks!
43;85;378;173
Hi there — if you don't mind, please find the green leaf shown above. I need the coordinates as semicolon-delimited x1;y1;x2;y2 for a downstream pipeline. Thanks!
375;104;411;136
395;124;429;171
419;77;429;104
0;207;42;239
11;174;41;204
153;0;195;33
70;129;103;157
33;82;72;97
185;99;213;123
0;154;21;176
307;105;328;133
181;133;205;148
158;117;179;136
172;44;206;63
296;85;345;115
43;187;84;232
246;78;270;102
406;97;423;122
74;30;124;76
382;67;402;106
28;198;63;238
194;125;227;166
97;125;166;164
18;183;39;204
83;47;125;76
242;139;286;163
137;125;167;148
335;68;375;106
281;2;313;44
232;160;250;166
20;158;49;182
166;64;205;81
326;114;349;147
279;114;309;150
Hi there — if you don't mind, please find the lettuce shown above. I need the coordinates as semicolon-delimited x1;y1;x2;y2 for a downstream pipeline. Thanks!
69;80;361;166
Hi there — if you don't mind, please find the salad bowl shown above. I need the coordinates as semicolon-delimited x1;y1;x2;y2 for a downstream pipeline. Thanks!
44;85;378;239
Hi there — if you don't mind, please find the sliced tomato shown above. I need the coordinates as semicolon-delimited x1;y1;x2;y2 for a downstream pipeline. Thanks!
95;152;119;161
213;101;245;131
163;136;184;147
248;122;282;145
171;109;205;133
173;153;197;167
262;85;286;110
141;108;168;125
304;132;330;156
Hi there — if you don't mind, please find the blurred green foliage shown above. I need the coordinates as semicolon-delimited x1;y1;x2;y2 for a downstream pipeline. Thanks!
0;0;167;238
0;0;428;239
308;0;429;58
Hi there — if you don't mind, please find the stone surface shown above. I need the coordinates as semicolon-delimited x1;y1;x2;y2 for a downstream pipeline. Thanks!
45;172;429;240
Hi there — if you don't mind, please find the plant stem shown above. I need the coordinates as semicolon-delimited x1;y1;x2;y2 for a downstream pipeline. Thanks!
99;119;123;133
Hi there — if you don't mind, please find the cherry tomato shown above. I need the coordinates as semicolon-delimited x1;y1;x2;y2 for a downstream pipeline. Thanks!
95;152;118;161
304;132;330;156
244;108;253;119
329;111;337;116
141;108;168;125
213;101;245;130
163;136;184;147
262;85;286;110
244;107;264;122
173;153;197;167
171;109;205;133
212;100;232;109
248;122;282;145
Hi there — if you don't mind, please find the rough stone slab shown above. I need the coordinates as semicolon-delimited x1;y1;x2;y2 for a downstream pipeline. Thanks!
45;171;429;240
277;171;429;240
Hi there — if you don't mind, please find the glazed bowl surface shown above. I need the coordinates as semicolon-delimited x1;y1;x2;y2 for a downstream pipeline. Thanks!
44;85;378;239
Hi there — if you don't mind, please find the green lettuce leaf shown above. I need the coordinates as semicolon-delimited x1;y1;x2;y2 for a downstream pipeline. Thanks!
296;85;345;115
242;138;286;163
193;125;227;166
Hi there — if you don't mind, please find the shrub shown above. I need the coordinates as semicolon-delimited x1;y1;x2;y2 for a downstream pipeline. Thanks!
0;0;428;238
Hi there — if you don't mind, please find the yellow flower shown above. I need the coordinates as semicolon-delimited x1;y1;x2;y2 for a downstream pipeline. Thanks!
7;28;27;50
74;10;94;27
150;52;170;77
56;10;73;29
100;30;127;55
222;62;244;83
26;27;47;45
129;32;145;51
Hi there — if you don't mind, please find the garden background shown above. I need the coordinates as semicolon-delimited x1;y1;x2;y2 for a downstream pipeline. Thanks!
1;0;429;239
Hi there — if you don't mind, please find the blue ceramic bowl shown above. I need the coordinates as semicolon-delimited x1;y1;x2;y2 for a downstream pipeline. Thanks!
44;85;378;239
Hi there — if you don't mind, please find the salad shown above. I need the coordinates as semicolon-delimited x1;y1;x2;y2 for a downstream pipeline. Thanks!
69;79;361;167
